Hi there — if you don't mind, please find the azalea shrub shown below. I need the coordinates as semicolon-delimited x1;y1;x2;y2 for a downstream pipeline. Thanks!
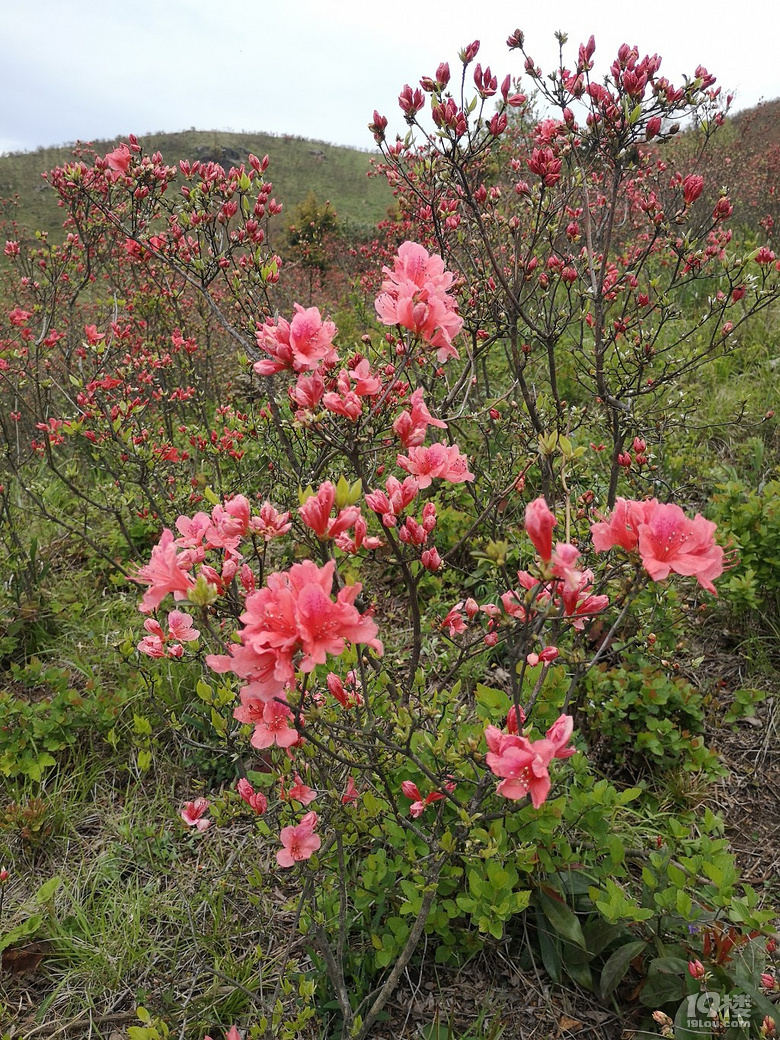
130;219;772;1034
3;26;780;1040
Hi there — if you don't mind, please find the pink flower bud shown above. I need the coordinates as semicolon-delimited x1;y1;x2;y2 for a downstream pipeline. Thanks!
421;547;442;572
506;704;525;733
461;39;480;63
688;960;705;980
645;116;662;140
525;497;556;561
682;175;704;206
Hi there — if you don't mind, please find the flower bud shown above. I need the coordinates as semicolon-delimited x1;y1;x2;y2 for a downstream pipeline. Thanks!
187;574;220;607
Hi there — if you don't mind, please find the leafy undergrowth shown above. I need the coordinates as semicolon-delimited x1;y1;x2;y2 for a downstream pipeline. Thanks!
0;549;778;1040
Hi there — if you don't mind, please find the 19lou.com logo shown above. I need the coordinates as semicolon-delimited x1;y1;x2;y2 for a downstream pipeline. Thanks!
684;991;752;1029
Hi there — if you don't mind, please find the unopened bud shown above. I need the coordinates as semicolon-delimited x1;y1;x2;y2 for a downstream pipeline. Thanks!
187;574;220;607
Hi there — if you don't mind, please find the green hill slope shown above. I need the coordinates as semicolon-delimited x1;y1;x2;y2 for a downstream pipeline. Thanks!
0;129;393;240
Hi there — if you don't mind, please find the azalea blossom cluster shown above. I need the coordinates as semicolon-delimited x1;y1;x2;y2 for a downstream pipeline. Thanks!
374;241;464;360
133;493;292;613
591;497;725;594
485;714;576;807
138;609;200;659
251;242;463;436
442;497;610;643
443;494;724;647
207;558;382;748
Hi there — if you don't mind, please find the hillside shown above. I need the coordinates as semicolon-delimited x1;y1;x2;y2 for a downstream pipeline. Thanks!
0;129;393;241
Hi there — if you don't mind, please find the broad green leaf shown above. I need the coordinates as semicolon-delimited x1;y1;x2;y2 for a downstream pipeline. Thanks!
600;940;647;1000
537;891;586;949
35;876;61;905
0;914;43;954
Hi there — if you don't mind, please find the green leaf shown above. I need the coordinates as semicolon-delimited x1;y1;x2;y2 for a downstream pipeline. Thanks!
488;917;504;940
600;940;646;1000
639;969;686;1007
536;913;562;983
537;891;586;949
650;956;690;974
35;876;61;905
195;680;212;703
0;914;43;954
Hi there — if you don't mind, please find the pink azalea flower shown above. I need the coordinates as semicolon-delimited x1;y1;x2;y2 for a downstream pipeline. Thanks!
560;568;609;630
485;715;575;808
138;618;166;658
396;442;474;488
206;495;251;555
137;611;199;658
287;774;317;806
167;610;200;642
334;515;384;554
550;542;582;590
250;501;292;541
181;798;211;831
365;475;420;526
299;482;360;540
322;389;363;421
525;498;556;561
442;606;467;637
341;775;360;804
401;780;446;818
175;511;212;551
590;497;655;552
290;370;325;413
636;503;724;594
326;671;363;708
375;242;463;361
209;560;382;702
392;387;448;447
105;143;132;175
248;700;300;750
134;529;195;613
506;704;526;733
348;358;382;396
254;305;338;375
421;546;442;571
236;778;268;814
277;811;321;867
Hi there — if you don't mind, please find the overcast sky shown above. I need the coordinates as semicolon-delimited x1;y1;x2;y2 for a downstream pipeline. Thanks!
2;0;778;156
